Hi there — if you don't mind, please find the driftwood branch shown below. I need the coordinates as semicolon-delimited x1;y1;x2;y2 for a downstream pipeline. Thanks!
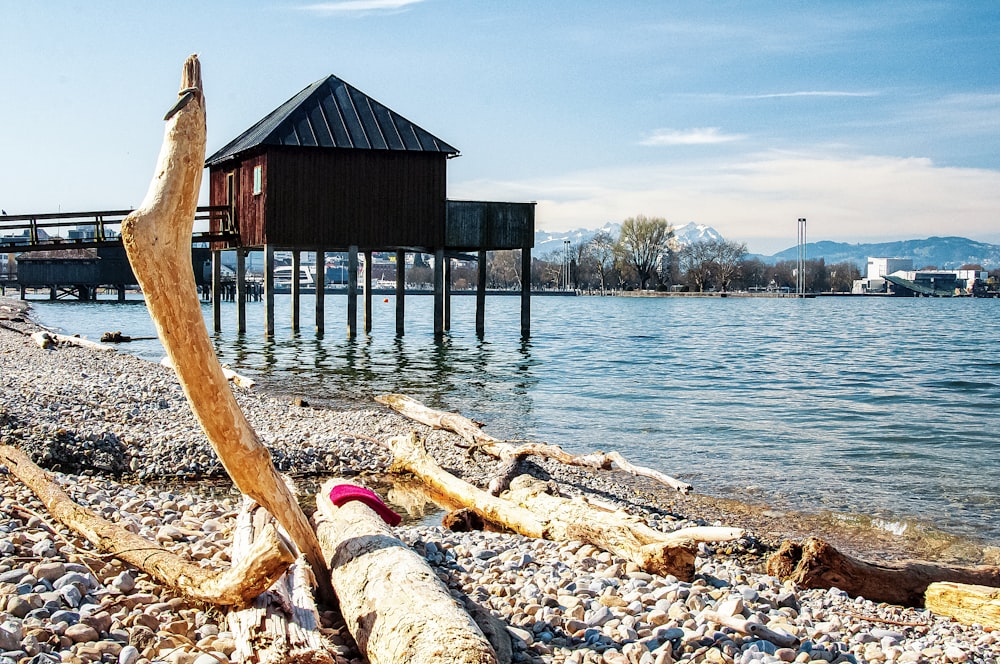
31;331;115;352
227;497;334;663
385;434;740;580
0;445;294;606
767;537;1000;607
699;609;799;648
314;479;498;664
119;54;331;600
376;393;692;493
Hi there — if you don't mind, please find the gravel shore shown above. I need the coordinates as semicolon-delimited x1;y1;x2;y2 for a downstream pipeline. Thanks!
0;297;997;664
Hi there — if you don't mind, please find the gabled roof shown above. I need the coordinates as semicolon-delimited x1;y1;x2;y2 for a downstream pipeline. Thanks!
206;74;459;165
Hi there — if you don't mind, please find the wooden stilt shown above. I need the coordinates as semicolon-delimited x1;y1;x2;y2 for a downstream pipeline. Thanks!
236;249;246;334
211;251;221;332
291;249;301;333
476;250;486;338
364;249;373;334
520;246;531;338
444;255;452;332
118;285;127;303
434;248;445;337
264;243;275;338
315;249;325;336
347;245;358;338
395;249;405;336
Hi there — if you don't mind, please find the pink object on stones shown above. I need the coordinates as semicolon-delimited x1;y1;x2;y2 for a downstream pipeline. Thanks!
328;484;402;526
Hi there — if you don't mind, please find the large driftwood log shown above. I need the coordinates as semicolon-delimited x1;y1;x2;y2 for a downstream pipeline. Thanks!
925;581;1000;629
376;393;692;493
314;479;499;664
228;496;334;664
767;537;1000;607
119;55;331;599
0;445;294;605
386;434;741;579
31;330;115;352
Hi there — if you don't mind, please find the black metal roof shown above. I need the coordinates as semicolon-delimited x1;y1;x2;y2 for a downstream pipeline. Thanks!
206;75;459;165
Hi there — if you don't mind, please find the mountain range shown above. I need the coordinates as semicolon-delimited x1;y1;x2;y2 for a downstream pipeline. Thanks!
534;224;1000;270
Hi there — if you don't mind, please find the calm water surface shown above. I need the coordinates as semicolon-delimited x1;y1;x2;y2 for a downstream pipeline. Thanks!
29;294;1000;547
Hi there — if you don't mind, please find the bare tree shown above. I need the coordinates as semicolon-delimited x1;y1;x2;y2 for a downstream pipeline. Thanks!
711;239;747;292
588;231;617;294
679;241;717;292
487;250;522;289
618;215;674;290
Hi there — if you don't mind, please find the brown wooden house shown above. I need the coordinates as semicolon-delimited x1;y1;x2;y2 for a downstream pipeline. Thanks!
204;73;533;338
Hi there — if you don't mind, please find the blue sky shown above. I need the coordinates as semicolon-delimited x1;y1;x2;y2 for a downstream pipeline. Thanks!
2;1;998;255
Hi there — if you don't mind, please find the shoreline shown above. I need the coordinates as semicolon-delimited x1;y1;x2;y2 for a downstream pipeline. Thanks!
1;296;997;663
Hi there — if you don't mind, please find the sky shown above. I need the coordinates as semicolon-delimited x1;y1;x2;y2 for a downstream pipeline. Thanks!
1;1;998;255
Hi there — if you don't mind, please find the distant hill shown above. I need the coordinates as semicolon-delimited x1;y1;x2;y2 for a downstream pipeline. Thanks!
535;224;1000;270
763;236;1000;270
534;221;720;256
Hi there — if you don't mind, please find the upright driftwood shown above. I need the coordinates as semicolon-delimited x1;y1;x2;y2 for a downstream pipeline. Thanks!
0;445;294;606
228;497;334;664
925;581;1000;629
767;537;1000;607
119;55;331;599
314;479;498;664
376;393;692;493
386;434;741;579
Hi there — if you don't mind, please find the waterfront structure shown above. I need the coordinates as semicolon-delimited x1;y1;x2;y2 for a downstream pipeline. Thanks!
853;257;986;296
205;74;534;338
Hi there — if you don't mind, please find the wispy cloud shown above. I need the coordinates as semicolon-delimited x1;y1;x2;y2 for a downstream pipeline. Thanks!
744;90;880;99
451;151;1000;255
300;0;423;15
640;127;746;146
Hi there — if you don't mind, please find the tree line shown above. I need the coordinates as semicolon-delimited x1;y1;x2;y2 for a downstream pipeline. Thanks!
486;214;863;293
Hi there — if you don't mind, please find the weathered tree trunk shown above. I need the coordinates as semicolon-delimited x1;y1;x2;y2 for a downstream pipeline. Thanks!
314;479;499;664
228;496;335;663
119;54;331;600
31;330;115;352
699;610;799;648
925;581;1000;629
386;434;741;580
767;537;1000;607
376;393;692;493
0;445;294;606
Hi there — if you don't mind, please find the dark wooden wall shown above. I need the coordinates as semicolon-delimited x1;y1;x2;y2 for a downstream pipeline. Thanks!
211;147;447;250
446;200;535;250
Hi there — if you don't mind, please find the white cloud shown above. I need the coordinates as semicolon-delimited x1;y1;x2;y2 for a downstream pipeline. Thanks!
640;127;745;146
300;0;422;14
450;152;1000;255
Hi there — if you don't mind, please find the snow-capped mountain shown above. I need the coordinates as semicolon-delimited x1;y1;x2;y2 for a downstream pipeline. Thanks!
533;221;724;255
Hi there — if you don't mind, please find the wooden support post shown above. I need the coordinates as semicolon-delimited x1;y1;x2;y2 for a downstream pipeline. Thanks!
291;249;301;333
315;249;325;336
444;255;452;332
395;249;405;336
476;250;487;338
211;251;221;332
20;285;26;300
236;249;246;334
118;285;126;303
520;246;531;338
364;249;373;334
434;248;445;337
347;245;358;338
49;286;56;300
264;244;275;338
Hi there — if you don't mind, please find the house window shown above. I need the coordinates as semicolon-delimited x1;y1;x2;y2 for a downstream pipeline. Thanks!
252;165;263;195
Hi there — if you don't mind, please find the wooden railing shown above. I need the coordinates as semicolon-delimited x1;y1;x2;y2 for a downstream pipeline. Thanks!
0;206;239;252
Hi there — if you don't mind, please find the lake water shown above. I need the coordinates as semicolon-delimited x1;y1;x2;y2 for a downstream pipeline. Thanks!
26;292;1000;549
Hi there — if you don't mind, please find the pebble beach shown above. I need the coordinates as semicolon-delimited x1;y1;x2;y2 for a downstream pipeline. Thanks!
0;296;997;664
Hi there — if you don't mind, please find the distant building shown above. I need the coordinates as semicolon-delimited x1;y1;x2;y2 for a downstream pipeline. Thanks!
853;256;986;296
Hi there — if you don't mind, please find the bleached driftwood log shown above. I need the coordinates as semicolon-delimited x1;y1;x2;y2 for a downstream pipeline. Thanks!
31;330;115;352
0;445;293;605
699;609;798;648
228;496;334;664
386;434;741;579
376;393;692;494
925;581;1000;629
160;356;256;389
314;479;499;664
119;54;331;599
767;537;1000;607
